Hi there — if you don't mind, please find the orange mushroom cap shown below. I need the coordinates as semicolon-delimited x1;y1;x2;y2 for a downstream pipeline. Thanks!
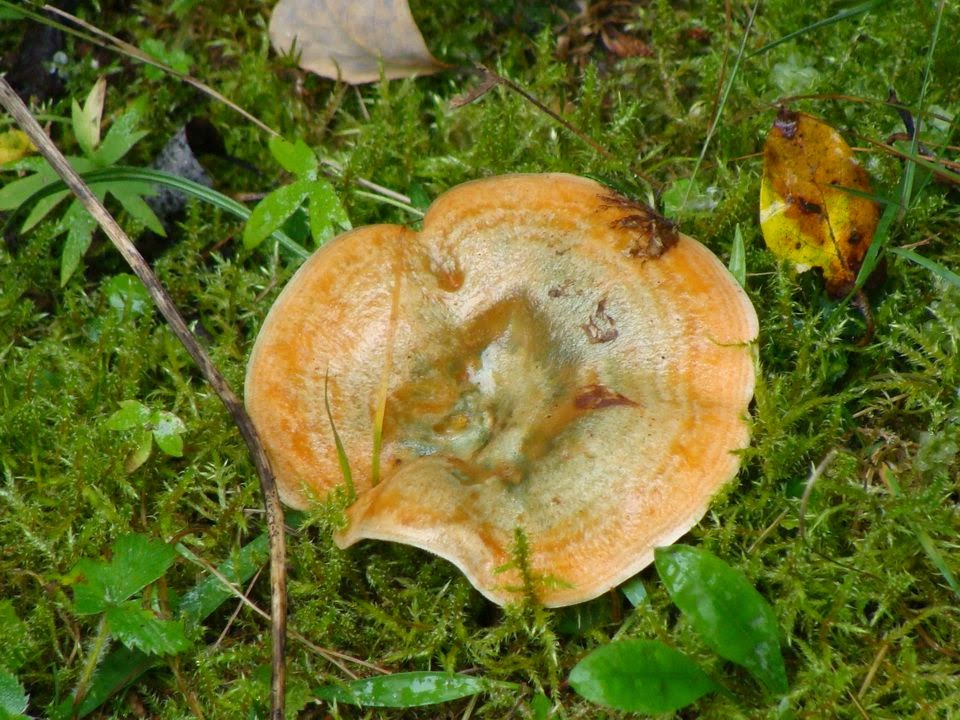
245;173;758;607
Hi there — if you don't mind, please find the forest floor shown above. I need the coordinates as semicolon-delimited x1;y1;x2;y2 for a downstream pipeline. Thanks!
1;0;958;718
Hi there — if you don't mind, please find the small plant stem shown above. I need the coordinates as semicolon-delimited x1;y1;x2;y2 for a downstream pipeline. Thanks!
72;615;111;713
371;240;404;487
683;0;760;211
0;78;288;720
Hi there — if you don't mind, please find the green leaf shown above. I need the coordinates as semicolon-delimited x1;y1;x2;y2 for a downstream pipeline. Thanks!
0;670;28;719
176;534;269;623
69;534;177;615
72;78;107;157
103;274;152;317
0;166;56;211
568;639;718;713
105;400;152;431
140;38;194;81
313;672;513;708
49;646;160;720
750;0;891;56
93;109;147;166
268;136;317;178
655;545;788;695
0;602;28;673
109;185;165;235
243;180;310;250
124;430;154;473
20;188;70;233
307;179;350;245
16;165;310;259
105;602;190;656
150;411;185;457
59;201;99;286
619;576;647;607
729;224;747;287
890;247;960;291
531;692;551;720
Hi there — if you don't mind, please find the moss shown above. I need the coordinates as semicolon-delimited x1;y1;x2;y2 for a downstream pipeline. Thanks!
1;0;959;717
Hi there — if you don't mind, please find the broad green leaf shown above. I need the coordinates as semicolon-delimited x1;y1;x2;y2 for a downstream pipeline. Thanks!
105;603;190;656
49;646;159;720
94;110;147;166
531;692;551;720
307;179;350;245
0;670;28;719
104;274;151;316
243;180;310;249
20;188;70;233
176;534;269;623
69;534;177;614
109;185;165;235
60;201;99;286
105;400;152;431
568;639;717;713
314;672;512;708
72;78;107;157
268;136;317;178
655;545;788;695
151;411;185;457
729;224;747;287
0;166;56;211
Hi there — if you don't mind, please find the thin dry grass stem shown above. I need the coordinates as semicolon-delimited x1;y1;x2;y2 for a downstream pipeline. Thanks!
0;77;288;720
474;65;611;159
857;639;890;698
371;237;404;487
798;448;839;542
464;65;659;189
460;693;479;719
43;4;277;136
705;0;734;132
213;566;265;650
169;656;206;720
682;0;760;210
847;689;872;720
37;5;415;208
747;507;790;554
180;547;386;678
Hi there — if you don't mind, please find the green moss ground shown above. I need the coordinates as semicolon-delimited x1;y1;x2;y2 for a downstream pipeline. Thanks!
1;0;958;717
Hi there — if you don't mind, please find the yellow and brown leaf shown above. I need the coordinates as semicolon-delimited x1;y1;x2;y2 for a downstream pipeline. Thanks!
760;109;880;296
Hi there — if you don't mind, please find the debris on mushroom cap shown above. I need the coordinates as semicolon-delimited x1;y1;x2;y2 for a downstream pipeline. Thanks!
244;173;758;607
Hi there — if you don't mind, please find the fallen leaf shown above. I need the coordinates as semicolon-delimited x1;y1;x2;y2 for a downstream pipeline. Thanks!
759;108;880;296
0;129;35;165
269;0;445;84
600;25;652;58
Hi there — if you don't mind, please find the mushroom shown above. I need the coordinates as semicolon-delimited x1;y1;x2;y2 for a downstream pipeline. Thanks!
245;173;758;607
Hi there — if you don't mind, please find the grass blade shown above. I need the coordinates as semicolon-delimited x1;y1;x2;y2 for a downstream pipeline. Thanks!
751;0;890;57
889;247;960;290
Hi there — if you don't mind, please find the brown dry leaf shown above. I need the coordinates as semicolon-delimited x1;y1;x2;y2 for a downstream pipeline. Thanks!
269;0;446;84
760;108;880;297
600;25;652;58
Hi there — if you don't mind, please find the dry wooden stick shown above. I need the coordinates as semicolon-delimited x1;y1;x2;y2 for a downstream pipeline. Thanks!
0;78;288;719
